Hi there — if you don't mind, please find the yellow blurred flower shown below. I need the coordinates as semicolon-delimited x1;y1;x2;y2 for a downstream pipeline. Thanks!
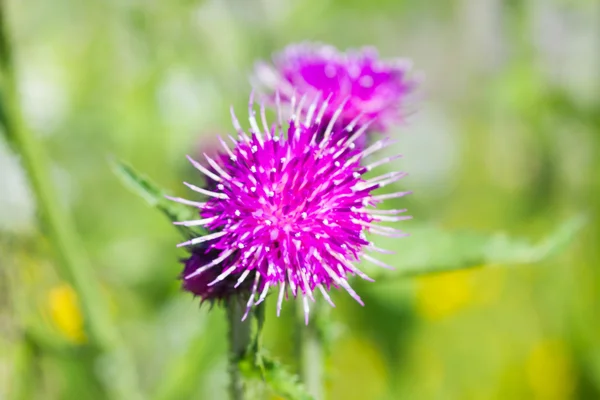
415;266;506;320
527;340;574;400
48;284;86;344
415;269;474;320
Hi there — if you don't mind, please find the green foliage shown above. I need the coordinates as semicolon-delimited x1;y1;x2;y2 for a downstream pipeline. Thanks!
110;158;205;239
240;351;314;400
370;215;586;280
239;304;315;400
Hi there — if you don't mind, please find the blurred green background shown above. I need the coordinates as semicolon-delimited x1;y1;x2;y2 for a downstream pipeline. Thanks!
1;0;599;399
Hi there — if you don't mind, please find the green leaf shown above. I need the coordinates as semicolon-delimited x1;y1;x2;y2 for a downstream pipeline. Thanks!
240;303;314;400
369;215;586;279
240;351;314;400
109;157;205;238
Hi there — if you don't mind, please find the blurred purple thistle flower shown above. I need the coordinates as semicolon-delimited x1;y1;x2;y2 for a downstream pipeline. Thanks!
170;94;411;323
253;42;421;136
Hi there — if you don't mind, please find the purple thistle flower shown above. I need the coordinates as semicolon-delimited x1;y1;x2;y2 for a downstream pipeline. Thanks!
189;136;229;193
180;246;248;304
253;42;421;135
170;94;411;322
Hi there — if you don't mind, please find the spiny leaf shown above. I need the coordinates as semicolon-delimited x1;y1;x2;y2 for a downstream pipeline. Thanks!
368;214;586;279
109;157;205;238
240;304;314;400
240;351;314;400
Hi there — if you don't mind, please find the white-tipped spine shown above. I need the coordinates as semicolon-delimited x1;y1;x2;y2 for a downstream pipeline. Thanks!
186;155;222;182
184;182;229;199
177;231;227;248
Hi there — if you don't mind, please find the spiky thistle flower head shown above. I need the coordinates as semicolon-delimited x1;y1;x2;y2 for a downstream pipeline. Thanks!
180;246;249;305
253;42;421;135
170;94;411;322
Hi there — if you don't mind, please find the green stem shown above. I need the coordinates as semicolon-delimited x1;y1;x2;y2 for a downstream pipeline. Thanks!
226;298;252;400
10;336;37;400
297;300;325;400
0;5;141;399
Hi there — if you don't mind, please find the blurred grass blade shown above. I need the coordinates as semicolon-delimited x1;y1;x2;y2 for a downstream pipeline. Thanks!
0;5;14;149
10;337;37;400
0;6;142;398
0;89;14;148
110;157;205;238
296;301;330;400
153;310;227;400
370;215;586;279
